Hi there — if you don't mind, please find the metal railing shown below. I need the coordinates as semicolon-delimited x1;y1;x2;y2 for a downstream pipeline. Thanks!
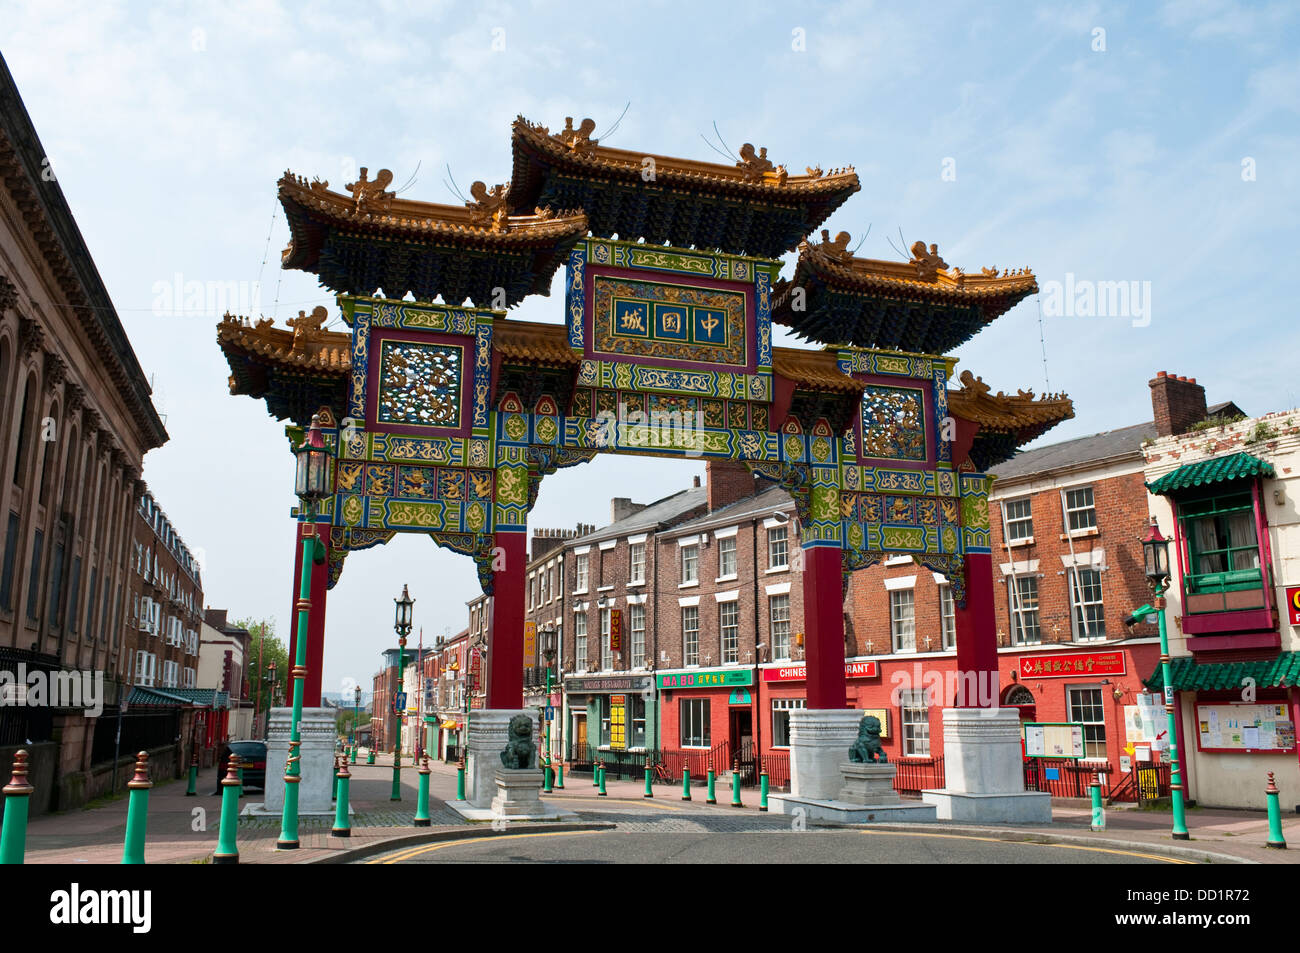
1023;758;1115;799
892;756;945;796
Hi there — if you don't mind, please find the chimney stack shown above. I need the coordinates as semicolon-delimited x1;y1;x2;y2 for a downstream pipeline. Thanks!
1149;371;1208;437
706;460;757;512
610;498;646;523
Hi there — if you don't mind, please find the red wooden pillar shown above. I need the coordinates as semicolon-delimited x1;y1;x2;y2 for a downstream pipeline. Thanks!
487;530;526;708
802;545;847;710
286;523;330;708
953;551;998;707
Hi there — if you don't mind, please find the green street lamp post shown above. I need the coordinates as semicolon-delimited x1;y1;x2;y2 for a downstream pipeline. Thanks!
352;686;361;764
278;414;331;850
392;584;414;802
1139;518;1190;841
541;626;556;793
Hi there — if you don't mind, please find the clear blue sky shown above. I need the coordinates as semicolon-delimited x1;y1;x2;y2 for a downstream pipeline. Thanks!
4;1;1297;693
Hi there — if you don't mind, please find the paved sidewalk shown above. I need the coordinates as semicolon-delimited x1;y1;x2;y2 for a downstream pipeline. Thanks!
10;753;1299;864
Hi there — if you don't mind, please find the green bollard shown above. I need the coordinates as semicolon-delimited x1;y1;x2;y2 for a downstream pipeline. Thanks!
1089;774;1105;831
332;754;340;802
597;759;607;796
1266;773;1287;849
121;751;153;865
414;757;431;827
706;755;717;804
682;766;692;801
0;750;35;864
213;752;243;864
542;757;553;794
367;747;376;766
332;758;352;837
644;756;653;798
731;759;743;808
350;744;357;765
456;753;466;801
556;758;565;789
759;758;769;812
185;749;198;796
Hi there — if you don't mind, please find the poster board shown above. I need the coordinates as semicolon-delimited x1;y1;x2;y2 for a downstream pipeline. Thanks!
1023;722;1086;759
860;708;890;738
1195;702;1296;753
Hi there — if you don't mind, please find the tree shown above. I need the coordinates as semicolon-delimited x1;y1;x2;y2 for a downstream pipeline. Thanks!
236;617;289;714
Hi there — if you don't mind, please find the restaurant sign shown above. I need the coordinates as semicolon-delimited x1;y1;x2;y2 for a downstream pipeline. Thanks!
762;661;879;682
1018;651;1125;679
658;669;753;689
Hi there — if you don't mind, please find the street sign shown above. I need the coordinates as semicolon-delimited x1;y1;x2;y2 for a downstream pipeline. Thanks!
524;621;536;659
394;691;407;712
545;705;554;721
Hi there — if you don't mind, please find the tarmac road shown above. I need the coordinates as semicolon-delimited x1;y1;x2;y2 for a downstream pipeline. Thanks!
362;828;1192;864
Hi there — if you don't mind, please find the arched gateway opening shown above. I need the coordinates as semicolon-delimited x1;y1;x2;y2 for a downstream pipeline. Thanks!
217;116;1073;822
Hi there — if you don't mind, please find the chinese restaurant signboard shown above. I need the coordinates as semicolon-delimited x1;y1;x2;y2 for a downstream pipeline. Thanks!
658;669;753;689
1019;651;1125;679
762;661;878;682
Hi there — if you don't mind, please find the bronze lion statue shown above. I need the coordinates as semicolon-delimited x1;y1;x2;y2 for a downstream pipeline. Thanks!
500;714;536;769
848;715;887;764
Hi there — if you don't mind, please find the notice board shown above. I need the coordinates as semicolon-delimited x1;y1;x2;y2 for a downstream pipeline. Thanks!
1024;722;1085;759
1195;702;1296;753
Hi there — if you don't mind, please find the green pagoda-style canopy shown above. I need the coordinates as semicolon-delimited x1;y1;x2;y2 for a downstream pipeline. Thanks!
1145;652;1300;692
1145;451;1275;496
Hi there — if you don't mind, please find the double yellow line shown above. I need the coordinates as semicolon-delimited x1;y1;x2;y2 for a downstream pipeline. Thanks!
369;830;601;864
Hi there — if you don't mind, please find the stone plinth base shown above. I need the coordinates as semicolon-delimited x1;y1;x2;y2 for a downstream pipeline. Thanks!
838;762;902;805
263;707;335;814
465;709;536;809
492;767;549;818
788;709;864;801
768;793;937;825
921;790;1052;823
919;707;1052;824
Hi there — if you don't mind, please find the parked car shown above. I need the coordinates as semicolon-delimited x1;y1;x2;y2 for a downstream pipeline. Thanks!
213;740;267;793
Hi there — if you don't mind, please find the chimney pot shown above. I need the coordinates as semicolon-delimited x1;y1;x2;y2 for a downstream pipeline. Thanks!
1149;371;1208;437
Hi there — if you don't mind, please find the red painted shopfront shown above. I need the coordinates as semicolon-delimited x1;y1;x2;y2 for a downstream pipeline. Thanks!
754;642;1163;788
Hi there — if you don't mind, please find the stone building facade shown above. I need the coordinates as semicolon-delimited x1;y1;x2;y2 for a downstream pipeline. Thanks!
0;52;169;810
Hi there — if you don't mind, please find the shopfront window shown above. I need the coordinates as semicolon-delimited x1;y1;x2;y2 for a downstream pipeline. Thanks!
771;697;805;748
1068;686;1107;760
631;695;647;749
680;697;710;748
599;695;611;747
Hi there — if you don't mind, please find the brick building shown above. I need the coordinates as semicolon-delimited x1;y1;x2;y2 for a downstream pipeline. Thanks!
1143;374;1300;809
430;627;469;761
0;54;171;811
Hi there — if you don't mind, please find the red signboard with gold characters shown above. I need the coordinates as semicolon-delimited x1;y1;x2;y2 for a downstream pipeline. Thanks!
610;609;623;653
1286;586;1300;626
1018;651;1125;679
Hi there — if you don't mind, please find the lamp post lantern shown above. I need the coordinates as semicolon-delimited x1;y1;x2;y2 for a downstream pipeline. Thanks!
392;584;414;801
1139;517;1190;840
277;414;331;849
541;626;556;792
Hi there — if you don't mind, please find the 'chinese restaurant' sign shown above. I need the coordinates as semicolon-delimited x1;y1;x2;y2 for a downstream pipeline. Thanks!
762;661;879;682
1018;651;1125;679
658;669;753;689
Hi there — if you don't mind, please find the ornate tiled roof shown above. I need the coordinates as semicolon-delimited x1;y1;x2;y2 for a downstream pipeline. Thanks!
1146;652;1300;692
217;310;350;424
277;170;587;307
772;231;1039;351
493;319;579;368
947;370;1075;469
509;116;859;257
1146;451;1275;496
772;347;864;395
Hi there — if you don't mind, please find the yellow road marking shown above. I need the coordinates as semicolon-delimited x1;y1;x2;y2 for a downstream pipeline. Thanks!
853;828;1193;864
371;830;602;864
546;795;686;812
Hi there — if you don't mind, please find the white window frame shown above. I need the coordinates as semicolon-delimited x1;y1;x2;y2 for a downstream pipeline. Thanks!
1067;685;1108;760
719;600;740;664
680;697;710;748
767;525;789;570
682;605;700;666
628;602;646;669
1069;567;1106;641
769;593;791;660
717;535;737;579
890;589;916;653
939;584;956;651
680;543;699;586
574;552;589;593
1063;485;1097;534
1004;497;1034;543
771;697;806;748
899;689;931;756
574;612;588;670
1010;574;1042;645
628;541;646;585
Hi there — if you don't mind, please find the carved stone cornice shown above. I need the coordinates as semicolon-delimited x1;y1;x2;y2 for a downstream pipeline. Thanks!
0;273;16;312
82;408;104;441
43;352;66;392
18;314;44;359
65;382;85;416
